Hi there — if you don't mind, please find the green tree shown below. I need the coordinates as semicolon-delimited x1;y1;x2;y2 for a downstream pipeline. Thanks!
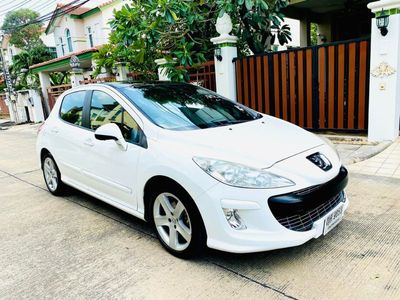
94;0;291;81
1;9;43;50
310;23;318;46
9;46;55;89
217;0;291;53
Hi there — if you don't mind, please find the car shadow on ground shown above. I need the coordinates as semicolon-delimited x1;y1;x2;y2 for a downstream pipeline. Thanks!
62;185;336;268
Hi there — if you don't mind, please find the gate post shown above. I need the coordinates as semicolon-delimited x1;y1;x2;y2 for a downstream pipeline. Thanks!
155;58;171;81
70;69;84;87
210;14;238;101
367;0;400;142
115;62;129;81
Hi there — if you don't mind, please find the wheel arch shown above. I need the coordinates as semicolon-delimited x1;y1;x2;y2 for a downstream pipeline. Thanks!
40;148;51;168
143;175;203;226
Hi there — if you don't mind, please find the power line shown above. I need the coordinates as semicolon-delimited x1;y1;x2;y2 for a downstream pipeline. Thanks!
0;0;29;13
0;0;33;15
1;0;91;31
29;0;58;14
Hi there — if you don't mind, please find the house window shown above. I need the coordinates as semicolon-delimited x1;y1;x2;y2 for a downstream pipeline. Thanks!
66;29;73;52
87;27;94;47
59;37;65;56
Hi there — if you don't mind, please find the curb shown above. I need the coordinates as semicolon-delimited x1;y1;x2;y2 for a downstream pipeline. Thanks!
342;141;392;165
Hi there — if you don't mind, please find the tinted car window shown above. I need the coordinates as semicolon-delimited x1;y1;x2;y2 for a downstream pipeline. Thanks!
60;91;86;126
118;84;261;130
90;91;141;144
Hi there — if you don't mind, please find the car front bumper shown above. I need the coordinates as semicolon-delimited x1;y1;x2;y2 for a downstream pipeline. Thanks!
196;165;349;254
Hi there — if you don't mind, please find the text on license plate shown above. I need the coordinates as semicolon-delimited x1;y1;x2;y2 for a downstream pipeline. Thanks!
323;203;344;235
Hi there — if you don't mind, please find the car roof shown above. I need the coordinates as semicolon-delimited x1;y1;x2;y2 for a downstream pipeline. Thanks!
103;81;192;90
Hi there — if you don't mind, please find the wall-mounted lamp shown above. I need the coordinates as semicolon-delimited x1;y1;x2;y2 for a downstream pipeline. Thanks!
376;10;389;36
215;48;222;62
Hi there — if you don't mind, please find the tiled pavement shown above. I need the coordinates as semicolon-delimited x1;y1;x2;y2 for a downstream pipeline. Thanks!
348;138;400;178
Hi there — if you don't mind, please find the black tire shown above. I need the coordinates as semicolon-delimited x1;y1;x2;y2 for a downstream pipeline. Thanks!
42;153;68;196
149;183;207;259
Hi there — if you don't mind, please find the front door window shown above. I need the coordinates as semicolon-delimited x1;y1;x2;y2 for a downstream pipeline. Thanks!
90;90;142;144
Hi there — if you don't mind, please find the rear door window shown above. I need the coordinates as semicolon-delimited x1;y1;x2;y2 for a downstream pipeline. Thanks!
59;91;87;127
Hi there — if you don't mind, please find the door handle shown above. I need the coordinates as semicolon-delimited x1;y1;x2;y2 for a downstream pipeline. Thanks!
84;139;94;147
51;128;59;134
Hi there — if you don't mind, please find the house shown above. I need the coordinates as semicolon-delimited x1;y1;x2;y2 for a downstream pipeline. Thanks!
46;1;124;58
1;35;21;66
285;0;372;47
30;0;128;111
1;31;56;66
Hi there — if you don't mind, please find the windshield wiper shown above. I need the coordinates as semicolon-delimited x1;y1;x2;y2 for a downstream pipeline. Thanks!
211;120;248;126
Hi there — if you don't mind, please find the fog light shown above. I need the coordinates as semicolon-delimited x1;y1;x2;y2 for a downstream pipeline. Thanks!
223;208;247;230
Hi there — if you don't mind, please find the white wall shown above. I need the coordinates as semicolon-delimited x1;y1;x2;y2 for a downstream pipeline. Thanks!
51;1;127;57
83;13;104;47
40;32;56;48
274;18;301;50
53;15;87;57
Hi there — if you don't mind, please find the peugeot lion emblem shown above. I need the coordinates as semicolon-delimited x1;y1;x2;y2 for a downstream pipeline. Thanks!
307;152;332;171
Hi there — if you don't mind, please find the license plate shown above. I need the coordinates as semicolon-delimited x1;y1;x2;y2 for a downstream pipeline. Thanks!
323;203;344;235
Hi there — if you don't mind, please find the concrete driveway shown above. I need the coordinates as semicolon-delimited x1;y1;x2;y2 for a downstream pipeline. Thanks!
1;124;399;300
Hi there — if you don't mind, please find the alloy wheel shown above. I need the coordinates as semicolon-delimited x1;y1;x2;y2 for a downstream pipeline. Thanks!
153;192;192;251
44;157;58;192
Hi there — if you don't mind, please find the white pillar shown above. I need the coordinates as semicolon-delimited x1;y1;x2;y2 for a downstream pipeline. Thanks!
29;89;45;123
154;58;170;81
210;13;238;101
299;18;309;47
115;62;129;81
367;0;400;142
38;71;51;116
70;69;84;87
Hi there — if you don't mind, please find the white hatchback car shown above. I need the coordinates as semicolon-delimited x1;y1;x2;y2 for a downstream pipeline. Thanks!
37;82;348;258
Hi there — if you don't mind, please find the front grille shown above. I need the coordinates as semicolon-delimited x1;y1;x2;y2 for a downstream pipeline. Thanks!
275;192;345;232
268;167;348;232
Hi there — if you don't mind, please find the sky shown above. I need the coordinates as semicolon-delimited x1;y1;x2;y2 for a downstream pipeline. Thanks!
0;0;110;26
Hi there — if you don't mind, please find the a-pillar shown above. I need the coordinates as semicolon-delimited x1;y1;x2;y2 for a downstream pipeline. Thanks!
210;13;238;101
115;62;129;81
38;71;51;116
70;68;84;87
367;0;400;142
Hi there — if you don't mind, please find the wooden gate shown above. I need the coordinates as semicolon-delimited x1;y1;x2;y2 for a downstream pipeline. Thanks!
187;61;216;92
234;38;370;132
47;84;72;110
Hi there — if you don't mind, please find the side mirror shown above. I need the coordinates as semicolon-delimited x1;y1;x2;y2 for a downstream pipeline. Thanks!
94;123;128;151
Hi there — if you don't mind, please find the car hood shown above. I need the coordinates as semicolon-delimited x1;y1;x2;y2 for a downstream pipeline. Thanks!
160;115;324;169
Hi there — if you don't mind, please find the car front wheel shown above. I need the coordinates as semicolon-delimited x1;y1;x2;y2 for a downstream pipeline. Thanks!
151;189;206;258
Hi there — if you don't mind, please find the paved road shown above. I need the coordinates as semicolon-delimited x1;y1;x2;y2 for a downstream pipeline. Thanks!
1;124;399;300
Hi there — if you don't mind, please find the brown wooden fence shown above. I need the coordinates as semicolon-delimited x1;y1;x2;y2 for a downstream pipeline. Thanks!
187;61;216;92
47;84;72;110
79;76;116;85
234;38;370;132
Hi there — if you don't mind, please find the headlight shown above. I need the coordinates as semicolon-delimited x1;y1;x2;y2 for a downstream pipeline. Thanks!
193;157;295;189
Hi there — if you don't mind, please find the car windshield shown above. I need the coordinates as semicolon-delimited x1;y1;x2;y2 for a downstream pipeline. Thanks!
118;84;262;130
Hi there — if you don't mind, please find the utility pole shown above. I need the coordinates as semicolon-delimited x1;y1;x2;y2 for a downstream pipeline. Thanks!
0;34;18;123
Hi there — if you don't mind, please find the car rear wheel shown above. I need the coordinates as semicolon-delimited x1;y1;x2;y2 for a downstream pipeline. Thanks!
151;188;206;258
42;154;67;196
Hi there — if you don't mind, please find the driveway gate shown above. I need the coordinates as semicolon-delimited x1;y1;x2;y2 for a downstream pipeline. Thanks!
234;38;370;132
